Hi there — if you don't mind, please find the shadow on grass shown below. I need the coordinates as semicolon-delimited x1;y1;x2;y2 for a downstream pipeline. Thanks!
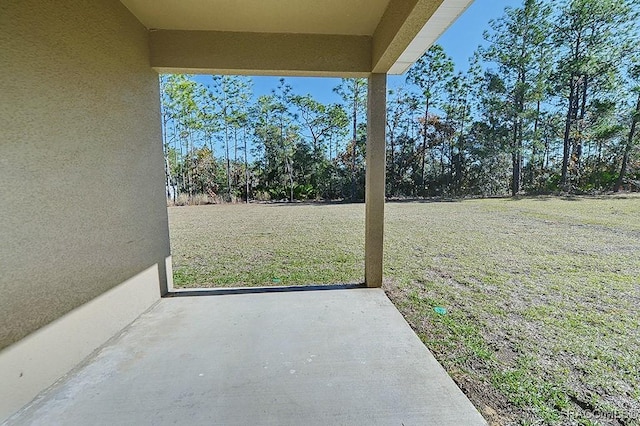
257;197;467;207
259;194;638;206
507;193;638;202
257;199;364;207
182;193;638;208
506;195;582;202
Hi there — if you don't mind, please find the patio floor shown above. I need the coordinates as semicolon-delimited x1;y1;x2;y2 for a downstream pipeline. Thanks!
6;287;486;425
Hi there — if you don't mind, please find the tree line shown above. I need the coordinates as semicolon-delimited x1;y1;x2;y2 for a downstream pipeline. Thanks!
160;0;640;204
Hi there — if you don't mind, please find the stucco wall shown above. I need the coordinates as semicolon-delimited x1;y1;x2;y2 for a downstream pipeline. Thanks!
0;0;170;351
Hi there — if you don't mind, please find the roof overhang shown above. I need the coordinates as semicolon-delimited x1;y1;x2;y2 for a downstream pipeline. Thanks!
119;0;474;76
387;0;473;74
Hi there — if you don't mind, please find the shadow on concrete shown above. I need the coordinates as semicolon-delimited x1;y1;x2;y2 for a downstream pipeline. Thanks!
165;283;366;297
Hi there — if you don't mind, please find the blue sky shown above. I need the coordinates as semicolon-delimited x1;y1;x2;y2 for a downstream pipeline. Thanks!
195;0;522;104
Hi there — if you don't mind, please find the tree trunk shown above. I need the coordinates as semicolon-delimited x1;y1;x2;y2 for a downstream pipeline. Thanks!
562;32;583;190
574;76;588;185
615;92;640;192
561;78;578;189
234;126;238;164
161;116;172;201
187;123;194;197
512;150;520;196
351;83;358;200
329;134;333;160
389;127;396;195
420;97;431;194
456;102;468;196
530;99;541;190
225;123;231;200
542;124;550;177
512;106;523;196
244;126;249;203
440;146;445;195
286;157;294;202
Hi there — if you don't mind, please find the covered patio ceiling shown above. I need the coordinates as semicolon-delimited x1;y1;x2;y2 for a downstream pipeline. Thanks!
119;0;473;76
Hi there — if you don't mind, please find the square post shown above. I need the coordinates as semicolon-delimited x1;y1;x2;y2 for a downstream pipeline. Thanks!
365;73;387;287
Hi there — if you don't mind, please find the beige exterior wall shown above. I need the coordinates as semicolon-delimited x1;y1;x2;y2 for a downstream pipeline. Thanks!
0;0;169;354
0;264;163;421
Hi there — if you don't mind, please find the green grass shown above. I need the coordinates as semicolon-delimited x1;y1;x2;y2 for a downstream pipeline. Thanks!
169;203;365;286
168;195;640;425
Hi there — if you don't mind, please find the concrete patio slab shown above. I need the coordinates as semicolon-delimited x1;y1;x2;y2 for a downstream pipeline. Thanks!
5;288;486;425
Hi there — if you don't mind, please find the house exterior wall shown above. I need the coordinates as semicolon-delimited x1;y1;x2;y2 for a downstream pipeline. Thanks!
0;0;170;418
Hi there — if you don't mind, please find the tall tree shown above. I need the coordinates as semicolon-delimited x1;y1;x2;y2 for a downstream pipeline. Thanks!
214;76;242;200
292;95;348;197
553;0;637;189
442;71;473;195
615;62;640;191
333;78;367;200
161;74;208;198
159;74;177;201
272;79;297;202
482;0;552;195
386;88;418;195
225;77;253;201
406;45;454;194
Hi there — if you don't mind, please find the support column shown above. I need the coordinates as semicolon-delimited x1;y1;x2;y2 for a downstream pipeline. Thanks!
365;73;387;288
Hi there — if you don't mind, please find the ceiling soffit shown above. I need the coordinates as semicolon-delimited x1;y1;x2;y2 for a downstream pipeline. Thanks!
119;0;474;76
119;0;391;35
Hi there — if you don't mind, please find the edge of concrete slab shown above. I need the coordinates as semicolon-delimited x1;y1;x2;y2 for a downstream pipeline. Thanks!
165;283;367;297
5;288;488;426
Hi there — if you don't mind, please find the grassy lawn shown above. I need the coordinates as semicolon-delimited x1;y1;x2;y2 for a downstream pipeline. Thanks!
168;195;640;425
